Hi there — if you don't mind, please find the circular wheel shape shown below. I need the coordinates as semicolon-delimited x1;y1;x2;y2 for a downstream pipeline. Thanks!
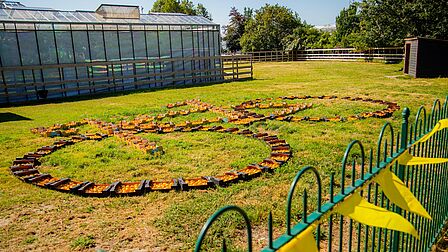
10;95;399;197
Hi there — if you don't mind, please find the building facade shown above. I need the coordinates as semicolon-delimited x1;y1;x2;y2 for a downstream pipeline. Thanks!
404;37;448;78
0;1;222;104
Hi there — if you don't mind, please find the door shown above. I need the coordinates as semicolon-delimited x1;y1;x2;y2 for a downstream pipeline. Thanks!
404;43;411;74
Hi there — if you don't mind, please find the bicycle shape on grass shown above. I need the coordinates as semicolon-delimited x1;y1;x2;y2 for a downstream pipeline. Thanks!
9;95;399;197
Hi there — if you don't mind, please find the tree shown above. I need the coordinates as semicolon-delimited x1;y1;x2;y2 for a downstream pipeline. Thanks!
240;4;301;52
151;0;212;20
151;0;183;13
195;3;212;20
282;24;336;51
222;7;252;52
408;0;448;40
334;0;448;49
358;0;408;48
334;2;363;48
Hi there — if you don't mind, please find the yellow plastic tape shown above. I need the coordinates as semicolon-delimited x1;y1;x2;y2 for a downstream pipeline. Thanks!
277;118;448;251
395;118;448;166
414;119;448;144
278;224;318;252
374;169;431;220
334;193;419;238
398;152;448;166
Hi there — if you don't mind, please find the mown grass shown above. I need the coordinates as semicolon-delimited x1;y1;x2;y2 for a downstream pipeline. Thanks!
40;132;269;183
0;61;447;251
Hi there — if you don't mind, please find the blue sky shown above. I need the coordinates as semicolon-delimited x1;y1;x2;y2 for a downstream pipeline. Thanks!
20;0;352;26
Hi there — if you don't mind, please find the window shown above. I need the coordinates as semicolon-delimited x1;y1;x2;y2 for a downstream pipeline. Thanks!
158;31;171;58
145;31;159;59
72;31;91;63
182;31;193;83
132;31;146;59
55;31;74;64
0;31;21;66
118;31;133;60
88;31;105;62
36;31;57;64
104;31;120;61
17;30;39;66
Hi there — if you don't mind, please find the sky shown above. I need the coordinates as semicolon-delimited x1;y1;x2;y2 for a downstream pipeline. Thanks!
19;0;352;27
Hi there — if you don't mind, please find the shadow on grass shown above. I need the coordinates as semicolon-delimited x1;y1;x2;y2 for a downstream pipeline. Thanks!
0;112;32;123
0;78;256;108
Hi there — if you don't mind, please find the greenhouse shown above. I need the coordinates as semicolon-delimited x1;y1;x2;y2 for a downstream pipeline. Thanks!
0;1;222;104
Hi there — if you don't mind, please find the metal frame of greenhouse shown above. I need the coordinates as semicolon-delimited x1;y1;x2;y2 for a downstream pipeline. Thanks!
0;1;227;104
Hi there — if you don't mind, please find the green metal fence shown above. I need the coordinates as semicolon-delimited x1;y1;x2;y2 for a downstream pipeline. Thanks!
194;96;448;251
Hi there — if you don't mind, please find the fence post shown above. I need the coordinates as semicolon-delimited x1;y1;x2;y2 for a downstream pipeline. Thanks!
392;107;410;252
220;56;225;81
236;57;239;80
250;56;253;79
232;56;235;81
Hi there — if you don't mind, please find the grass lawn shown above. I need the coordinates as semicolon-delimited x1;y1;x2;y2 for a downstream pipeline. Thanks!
0;61;447;251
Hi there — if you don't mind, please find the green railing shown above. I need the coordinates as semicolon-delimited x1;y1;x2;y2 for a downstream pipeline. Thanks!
194;96;448;251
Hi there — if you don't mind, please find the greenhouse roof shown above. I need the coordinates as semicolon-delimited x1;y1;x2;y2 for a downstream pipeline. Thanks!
0;2;217;26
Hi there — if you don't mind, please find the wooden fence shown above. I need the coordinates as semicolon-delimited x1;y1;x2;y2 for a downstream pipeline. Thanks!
235;47;404;63
236;51;297;62
0;55;252;105
222;55;253;80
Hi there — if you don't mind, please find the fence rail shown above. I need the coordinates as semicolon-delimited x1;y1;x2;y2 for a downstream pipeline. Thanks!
0;55;252;105
235;48;404;63
195;96;448;252
222;55;253;80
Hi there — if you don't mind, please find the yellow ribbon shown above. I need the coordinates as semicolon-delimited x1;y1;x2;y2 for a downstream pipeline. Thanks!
278;224;318;252
278;119;448;251
414;119;448;144
398;151;448;166
334;193;419;238
374;169;431;220
394;118;448;166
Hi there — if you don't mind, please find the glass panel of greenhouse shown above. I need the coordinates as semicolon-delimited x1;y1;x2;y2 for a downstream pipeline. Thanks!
0;1;222;104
